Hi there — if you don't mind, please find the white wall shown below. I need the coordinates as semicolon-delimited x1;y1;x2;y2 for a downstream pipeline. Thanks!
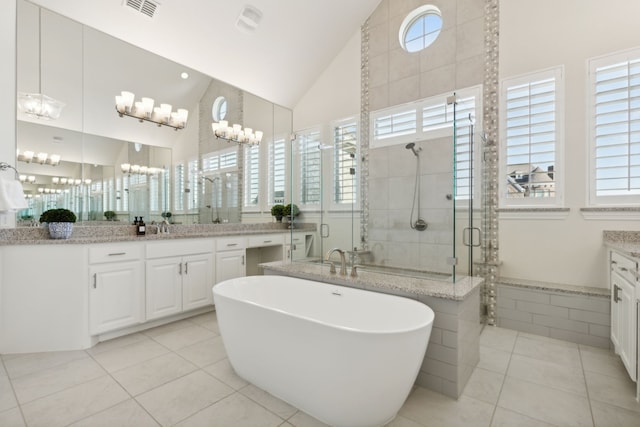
294;31;361;130
0;1;17;228
499;0;640;288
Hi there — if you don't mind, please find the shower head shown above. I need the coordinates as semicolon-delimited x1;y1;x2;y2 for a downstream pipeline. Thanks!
405;142;421;157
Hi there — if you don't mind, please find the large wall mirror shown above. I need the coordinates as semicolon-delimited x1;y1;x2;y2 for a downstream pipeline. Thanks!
15;0;292;225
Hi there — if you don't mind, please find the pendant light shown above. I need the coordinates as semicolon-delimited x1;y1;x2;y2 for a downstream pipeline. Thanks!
17;8;65;120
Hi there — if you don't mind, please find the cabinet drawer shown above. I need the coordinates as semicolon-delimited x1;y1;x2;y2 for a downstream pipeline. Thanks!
248;234;284;248
285;233;307;245
89;243;143;264
216;237;247;251
146;239;213;259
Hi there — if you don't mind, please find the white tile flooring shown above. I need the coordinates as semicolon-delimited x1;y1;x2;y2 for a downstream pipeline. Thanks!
1;312;639;427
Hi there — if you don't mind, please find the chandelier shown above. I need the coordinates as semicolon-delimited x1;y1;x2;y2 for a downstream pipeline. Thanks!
211;120;263;145
115;91;188;130
17;8;65;120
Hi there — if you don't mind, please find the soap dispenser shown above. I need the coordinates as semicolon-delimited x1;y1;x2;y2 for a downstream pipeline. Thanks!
136;217;146;236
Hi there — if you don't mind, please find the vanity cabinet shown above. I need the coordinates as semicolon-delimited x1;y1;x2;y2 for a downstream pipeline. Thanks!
89;243;144;335
286;231;315;260
216;237;247;283
610;250;638;381
146;239;214;321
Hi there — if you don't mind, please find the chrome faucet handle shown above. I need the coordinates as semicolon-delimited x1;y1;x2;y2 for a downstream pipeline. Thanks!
350;264;362;277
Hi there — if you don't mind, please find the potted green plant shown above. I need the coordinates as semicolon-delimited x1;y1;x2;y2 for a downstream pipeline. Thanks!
283;203;300;218
40;208;77;239
270;204;285;222
104;210;116;221
161;211;173;223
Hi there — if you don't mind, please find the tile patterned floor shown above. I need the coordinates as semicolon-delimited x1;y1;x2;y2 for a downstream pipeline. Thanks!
1;312;639;427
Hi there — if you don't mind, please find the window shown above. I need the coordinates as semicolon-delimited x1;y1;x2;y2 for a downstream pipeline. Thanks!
370;86;482;200
187;159;199;211
453;97;477;200
589;49;640;205
399;5;442;53
244;145;260;207
173;163;185;212
373;108;416;142
212;96;227;121
269;137;286;205
297;129;322;205
202;148;238;173
500;67;563;206
333;120;358;205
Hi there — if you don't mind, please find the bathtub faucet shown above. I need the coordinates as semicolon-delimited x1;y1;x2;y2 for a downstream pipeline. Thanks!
325;248;347;276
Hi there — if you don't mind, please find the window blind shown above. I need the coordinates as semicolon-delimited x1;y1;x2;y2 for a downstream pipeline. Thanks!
244;145;260;206
593;58;640;197
298;130;321;205
504;73;557;200
333;121;358;204
269;138;286;205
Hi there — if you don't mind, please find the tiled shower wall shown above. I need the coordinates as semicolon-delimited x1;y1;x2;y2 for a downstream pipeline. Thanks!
361;0;487;271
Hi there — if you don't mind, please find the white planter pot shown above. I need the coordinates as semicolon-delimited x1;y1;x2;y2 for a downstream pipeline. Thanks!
48;222;74;239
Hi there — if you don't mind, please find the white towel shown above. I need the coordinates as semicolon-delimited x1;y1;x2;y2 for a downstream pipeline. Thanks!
0;176;28;212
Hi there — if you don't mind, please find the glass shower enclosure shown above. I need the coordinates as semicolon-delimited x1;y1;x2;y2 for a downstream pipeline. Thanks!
288;90;483;289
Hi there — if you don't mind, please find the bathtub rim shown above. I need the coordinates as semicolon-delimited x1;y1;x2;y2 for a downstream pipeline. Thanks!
213;275;435;335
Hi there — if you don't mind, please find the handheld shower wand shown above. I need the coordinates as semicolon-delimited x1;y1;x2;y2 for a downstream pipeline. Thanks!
405;142;421;157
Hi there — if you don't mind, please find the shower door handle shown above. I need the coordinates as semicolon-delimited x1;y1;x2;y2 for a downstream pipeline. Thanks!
463;227;482;247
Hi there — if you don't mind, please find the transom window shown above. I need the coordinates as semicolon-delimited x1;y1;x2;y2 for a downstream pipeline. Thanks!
399;5;443;53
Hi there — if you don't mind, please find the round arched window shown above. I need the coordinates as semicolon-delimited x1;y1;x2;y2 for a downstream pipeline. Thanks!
212;96;228;122
399;5;443;53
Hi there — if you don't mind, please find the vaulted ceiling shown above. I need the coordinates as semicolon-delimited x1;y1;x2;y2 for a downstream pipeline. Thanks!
29;0;382;109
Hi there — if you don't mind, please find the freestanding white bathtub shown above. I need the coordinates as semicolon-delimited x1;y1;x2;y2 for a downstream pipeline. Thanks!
213;275;434;427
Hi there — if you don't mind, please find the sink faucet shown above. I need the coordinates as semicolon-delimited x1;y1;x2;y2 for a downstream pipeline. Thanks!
157;219;170;234
325;248;347;275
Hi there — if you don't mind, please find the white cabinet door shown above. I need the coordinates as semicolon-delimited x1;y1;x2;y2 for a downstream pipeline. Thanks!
146;257;182;321
612;269;637;380
182;253;214;311
89;261;144;335
216;249;246;283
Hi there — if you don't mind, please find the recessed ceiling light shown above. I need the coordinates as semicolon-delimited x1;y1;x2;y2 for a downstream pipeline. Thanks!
181;72;189;79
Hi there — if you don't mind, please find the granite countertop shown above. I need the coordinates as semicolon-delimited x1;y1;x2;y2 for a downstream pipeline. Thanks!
498;276;610;297
0;223;315;246
603;230;640;259
260;261;483;301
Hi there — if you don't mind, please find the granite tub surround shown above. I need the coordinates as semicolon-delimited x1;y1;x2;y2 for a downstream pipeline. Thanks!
0;222;314;245
261;261;483;398
603;230;640;259
260;261;483;301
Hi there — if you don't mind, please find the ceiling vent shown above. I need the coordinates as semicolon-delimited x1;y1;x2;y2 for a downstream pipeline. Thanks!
236;4;263;34
123;0;159;19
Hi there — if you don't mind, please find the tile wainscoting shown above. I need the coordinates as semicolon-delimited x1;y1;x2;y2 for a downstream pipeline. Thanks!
497;280;611;349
